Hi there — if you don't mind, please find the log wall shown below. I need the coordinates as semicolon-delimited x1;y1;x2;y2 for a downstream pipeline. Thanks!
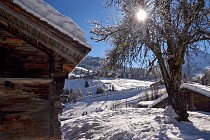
0;1;91;139
180;89;210;112
0;78;61;140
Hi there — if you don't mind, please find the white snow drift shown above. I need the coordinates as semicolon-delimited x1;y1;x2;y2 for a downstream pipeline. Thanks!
61;107;210;140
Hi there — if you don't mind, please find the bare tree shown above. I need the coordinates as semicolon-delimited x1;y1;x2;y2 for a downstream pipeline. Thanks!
91;0;210;121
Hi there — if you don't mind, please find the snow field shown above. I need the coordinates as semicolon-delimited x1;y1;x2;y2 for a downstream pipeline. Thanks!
61;78;210;139
61;108;210;140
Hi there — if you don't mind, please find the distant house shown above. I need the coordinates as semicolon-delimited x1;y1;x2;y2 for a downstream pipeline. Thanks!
149;83;210;112
0;0;91;139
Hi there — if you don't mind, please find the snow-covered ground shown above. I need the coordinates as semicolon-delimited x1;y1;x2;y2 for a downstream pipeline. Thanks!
99;78;153;91
60;78;210;139
64;78;154;97
61;78;157;119
61;107;210;140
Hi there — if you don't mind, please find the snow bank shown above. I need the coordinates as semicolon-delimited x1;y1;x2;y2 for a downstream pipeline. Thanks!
14;0;92;49
61;108;210;140
162;105;178;119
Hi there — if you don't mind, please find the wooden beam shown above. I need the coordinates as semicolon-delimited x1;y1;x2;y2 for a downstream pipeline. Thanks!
0;78;53;84
0;19;8;26
0;2;90;58
0;23;53;55
0;15;81;65
49;54;55;79
0;37;25;44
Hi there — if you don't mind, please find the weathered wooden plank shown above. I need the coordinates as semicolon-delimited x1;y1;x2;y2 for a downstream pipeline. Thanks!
0;79;61;139
0;16;80;65
0;36;51;78
0;78;52;84
27;24;40;37
0;2;90;58
39;31;49;42
0;37;25;44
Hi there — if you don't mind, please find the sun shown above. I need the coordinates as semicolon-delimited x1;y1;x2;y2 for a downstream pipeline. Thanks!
136;9;147;21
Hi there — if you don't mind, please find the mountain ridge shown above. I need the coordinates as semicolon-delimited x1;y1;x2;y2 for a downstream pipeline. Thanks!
183;50;210;76
79;51;210;77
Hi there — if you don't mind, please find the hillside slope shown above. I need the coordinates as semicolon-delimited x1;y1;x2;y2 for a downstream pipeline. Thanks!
78;56;102;70
183;51;210;76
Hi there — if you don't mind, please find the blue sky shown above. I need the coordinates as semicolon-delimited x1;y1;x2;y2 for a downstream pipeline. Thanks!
44;0;111;57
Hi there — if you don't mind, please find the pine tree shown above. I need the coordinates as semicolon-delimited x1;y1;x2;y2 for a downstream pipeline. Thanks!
85;78;89;88
183;73;187;83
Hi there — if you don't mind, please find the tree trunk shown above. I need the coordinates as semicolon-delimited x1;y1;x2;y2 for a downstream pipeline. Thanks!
165;60;189;122
166;80;189;121
157;53;189;121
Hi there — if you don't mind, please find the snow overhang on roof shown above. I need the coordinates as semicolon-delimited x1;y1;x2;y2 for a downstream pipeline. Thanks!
181;83;210;98
0;0;92;67
13;0;92;50
149;83;210;108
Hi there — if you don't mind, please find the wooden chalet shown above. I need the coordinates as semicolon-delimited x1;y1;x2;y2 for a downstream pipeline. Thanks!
0;0;91;139
150;83;210;112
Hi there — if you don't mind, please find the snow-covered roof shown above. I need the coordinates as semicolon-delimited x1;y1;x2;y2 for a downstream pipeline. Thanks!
149;83;210;108
13;0;92;49
138;101;154;106
181;83;210;97
75;67;92;72
148;93;168;108
205;66;210;71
